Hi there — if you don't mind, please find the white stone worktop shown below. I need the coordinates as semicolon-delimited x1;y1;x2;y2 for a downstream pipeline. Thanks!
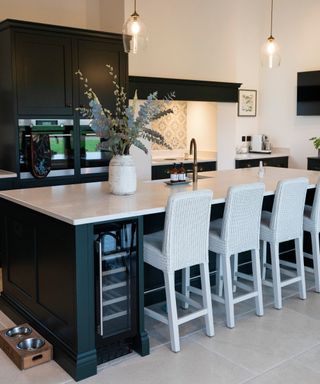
0;170;17;179
0;167;318;226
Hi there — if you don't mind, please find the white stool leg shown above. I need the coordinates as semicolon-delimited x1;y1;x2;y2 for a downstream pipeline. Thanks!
164;272;180;352
222;254;235;328
181;267;190;309
200;262;214;337
251;248;264;317
261;240;267;281
215;253;223;296
233;253;238;293
311;231;320;293
295;237;307;300
270;242;282;309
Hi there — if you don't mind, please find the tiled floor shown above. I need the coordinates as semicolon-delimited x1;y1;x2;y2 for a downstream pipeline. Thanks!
1;272;320;384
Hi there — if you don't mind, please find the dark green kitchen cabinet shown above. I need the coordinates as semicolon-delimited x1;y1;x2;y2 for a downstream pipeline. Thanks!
152;161;216;180
0;19;128;187
307;157;320;171
77;39;127;111
15;32;73;116
235;156;288;169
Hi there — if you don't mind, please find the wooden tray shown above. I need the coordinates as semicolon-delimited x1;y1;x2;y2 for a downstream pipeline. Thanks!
0;323;52;370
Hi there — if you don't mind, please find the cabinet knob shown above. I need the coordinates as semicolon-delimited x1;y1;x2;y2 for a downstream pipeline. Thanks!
65;103;72;108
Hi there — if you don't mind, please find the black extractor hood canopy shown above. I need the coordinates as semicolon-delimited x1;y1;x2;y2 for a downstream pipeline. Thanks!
129;76;242;103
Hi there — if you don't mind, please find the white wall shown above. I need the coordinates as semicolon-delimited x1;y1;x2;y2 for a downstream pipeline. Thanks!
216;103;237;170
259;0;320;168
186;102;217;152
0;0;123;31
0;0;89;28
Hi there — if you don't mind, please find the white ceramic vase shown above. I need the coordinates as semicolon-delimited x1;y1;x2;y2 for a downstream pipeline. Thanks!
108;155;137;195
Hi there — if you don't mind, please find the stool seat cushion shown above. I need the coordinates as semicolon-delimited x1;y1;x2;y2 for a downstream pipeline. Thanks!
260;210;273;242
304;204;314;232
304;204;312;219
144;231;165;271
210;219;223;236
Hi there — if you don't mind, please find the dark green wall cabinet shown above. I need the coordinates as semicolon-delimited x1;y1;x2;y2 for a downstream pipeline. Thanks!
15;32;73;116
0;19;128;187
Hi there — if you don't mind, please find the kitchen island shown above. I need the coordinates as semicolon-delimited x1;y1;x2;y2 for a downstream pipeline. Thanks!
0;167;318;381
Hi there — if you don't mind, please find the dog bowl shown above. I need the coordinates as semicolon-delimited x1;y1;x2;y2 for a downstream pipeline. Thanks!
16;338;45;351
5;326;32;338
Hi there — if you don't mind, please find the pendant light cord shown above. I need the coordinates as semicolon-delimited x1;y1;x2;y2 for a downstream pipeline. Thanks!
270;0;274;37
132;0;138;17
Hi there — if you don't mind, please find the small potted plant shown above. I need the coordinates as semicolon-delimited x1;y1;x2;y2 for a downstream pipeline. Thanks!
310;137;320;157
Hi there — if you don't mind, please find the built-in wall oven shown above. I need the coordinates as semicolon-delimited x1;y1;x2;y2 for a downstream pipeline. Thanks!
19;119;74;179
80;119;112;175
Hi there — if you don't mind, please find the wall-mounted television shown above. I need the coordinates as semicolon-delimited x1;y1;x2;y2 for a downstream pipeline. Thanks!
297;70;320;115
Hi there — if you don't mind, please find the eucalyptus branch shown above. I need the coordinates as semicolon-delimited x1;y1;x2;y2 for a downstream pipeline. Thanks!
76;66;175;155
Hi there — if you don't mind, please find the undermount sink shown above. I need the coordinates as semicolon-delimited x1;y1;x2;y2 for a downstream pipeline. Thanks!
153;157;185;163
196;174;213;180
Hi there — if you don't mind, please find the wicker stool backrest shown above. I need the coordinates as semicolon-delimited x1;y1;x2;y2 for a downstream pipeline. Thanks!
162;189;213;272
220;182;265;255
270;177;308;242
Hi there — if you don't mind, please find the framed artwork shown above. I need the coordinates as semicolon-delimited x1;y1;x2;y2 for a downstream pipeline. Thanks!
238;89;257;117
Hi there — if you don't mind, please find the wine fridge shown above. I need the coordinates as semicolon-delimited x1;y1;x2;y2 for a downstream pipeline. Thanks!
94;220;137;363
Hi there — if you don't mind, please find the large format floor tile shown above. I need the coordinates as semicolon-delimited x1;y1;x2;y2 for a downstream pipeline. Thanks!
82;340;253;384
0;352;72;384
243;360;320;384
191;305;320;375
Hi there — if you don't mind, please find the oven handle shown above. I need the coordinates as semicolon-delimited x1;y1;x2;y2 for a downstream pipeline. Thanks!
24;134;72;137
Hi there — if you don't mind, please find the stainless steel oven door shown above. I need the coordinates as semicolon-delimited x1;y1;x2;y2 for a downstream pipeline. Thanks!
80;119;112;175
18;119;75;179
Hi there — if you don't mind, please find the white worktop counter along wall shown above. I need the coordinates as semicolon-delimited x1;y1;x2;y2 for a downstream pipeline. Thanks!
0;167;317;226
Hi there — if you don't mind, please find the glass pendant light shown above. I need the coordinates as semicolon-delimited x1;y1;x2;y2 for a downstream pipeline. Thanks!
122;0;148;54
261;0;281;68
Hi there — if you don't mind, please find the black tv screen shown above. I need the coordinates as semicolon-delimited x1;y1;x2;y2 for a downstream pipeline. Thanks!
297;70;320;115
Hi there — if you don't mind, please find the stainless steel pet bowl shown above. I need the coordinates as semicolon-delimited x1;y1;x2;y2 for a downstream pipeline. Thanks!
16;337;45;351
5;326;32;338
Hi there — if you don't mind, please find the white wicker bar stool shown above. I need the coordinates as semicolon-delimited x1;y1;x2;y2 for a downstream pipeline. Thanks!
144;190;214;352
303;178;320;292
207;183;265;329
261;178;308;309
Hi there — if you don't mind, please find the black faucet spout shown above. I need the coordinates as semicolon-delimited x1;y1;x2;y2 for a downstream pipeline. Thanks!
189;138;198;182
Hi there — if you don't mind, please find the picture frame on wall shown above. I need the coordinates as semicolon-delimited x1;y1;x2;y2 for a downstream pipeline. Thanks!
238;89;257;117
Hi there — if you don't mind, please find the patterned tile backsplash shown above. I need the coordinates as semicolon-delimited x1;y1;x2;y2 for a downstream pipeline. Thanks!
152;101;187;150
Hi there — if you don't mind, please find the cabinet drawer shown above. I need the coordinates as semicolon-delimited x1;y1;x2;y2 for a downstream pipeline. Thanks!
307;158;320;171
235;156;288;169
